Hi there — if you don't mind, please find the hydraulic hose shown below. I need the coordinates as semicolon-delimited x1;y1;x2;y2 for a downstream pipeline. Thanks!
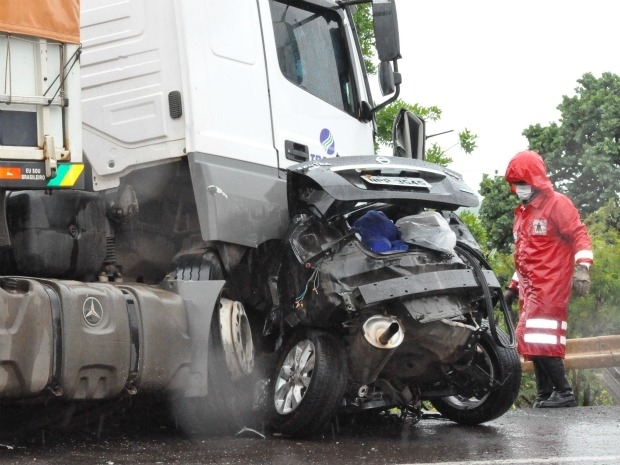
455;242;516;349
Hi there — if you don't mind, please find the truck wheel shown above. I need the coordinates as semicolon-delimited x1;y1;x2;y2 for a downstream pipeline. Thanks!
268;329;347;438
174;296;258;436
430;326;521;425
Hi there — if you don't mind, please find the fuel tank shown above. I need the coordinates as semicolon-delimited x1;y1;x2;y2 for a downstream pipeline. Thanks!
0;277;197;400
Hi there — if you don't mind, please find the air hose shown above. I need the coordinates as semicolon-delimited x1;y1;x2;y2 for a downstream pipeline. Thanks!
455;242;516;349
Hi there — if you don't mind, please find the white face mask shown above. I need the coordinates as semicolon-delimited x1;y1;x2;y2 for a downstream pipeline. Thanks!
515;183;533;201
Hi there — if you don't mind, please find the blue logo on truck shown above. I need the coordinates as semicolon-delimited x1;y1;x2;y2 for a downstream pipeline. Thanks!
320;128;335;155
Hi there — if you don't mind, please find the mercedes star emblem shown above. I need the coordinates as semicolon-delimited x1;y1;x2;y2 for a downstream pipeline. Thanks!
83;297;104;326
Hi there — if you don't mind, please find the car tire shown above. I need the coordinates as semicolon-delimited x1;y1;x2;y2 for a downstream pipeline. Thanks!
430;325;521;425
268;329;347;438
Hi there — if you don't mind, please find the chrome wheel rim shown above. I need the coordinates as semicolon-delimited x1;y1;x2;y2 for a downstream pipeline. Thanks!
274;339;315;415
219;298;255;381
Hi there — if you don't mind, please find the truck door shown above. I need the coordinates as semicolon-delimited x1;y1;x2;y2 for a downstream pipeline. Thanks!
260;0;375;168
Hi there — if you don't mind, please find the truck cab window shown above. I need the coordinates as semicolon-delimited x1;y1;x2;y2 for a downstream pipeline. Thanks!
270;1;358;116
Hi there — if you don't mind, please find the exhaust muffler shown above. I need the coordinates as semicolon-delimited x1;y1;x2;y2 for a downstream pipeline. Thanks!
347;315;404;385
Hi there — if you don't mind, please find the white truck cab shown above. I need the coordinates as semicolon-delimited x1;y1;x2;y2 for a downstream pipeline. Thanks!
79;0;398;247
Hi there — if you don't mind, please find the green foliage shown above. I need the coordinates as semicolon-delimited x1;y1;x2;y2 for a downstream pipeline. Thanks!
457;210;487;247
566;199;620;406
568;198;620;338
424;144;453;167
514;373;537;408
477;174;519;254
352;4;376;75
569;369;616;407
523;72;620;216
584;196;620;234
458;210;519;290
459;128;477;154
486;248;516;290
374;99;441;147
373;100;477;166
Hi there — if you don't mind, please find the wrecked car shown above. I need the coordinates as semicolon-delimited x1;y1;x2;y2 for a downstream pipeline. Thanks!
261;154;521;437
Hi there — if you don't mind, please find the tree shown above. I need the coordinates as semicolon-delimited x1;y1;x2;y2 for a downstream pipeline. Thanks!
477;174;518;253
457;209;487;247
351;2;377;75
566;198;620;407
569;197;620;338
523;72;620;216
353;4;477;166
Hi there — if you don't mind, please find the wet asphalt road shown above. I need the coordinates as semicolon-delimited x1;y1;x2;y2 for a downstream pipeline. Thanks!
1;403;619;465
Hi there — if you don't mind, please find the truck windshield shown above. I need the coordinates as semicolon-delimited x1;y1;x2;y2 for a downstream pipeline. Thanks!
269;1;358;116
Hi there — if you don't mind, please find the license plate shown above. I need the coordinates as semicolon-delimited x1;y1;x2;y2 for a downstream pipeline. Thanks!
361;174;431;189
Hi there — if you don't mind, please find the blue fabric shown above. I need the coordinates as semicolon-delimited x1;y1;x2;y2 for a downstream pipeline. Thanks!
353;210;408;253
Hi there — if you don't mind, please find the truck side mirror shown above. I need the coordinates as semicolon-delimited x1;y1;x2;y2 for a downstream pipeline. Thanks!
378;61;394;96
378;60;403;96
392;109;425;160
372;0;400;62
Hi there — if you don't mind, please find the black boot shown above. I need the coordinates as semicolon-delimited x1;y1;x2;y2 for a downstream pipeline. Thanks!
531;358;553;408
536;357;576;408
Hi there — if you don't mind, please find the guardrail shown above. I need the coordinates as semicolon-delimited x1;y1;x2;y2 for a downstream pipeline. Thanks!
521;335;620;372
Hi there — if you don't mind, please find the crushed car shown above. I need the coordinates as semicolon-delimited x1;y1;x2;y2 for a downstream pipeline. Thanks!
259;154;521;437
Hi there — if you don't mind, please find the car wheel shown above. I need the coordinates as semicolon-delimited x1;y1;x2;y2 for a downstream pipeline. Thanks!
269;329;347;438
430;325;521;425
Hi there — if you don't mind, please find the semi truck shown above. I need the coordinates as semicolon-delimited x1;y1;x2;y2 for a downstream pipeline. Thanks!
0;0;520;437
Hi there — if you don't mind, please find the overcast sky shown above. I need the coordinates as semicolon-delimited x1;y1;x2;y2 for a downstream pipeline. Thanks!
392;0;620;194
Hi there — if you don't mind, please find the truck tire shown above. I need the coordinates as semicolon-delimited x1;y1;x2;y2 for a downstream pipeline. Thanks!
268;329;347;438
430;326;521;425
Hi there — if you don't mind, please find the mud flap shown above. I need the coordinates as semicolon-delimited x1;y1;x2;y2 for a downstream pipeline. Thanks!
163;280;225;397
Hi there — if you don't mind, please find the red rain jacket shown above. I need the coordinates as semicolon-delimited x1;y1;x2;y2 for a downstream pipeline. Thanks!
505;151;593;359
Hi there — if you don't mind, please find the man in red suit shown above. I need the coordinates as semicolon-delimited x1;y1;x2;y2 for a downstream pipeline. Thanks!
503;150;593;408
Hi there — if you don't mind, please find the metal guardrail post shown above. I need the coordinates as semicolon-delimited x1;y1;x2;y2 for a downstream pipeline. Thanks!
602;368;620;404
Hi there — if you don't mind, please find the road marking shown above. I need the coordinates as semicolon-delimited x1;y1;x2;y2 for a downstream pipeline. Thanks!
397;456;620;465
